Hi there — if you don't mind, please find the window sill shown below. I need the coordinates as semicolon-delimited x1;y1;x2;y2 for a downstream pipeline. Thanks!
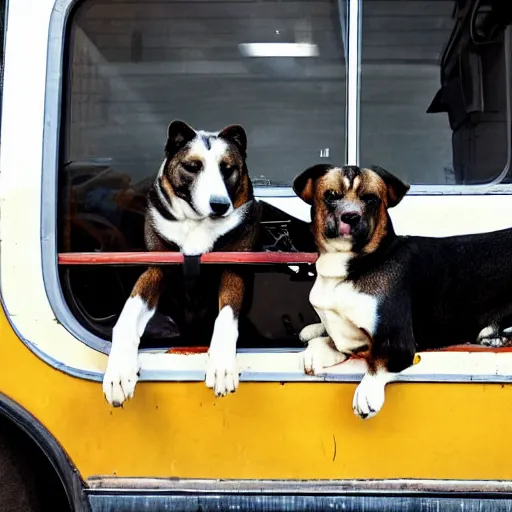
131;348;512;384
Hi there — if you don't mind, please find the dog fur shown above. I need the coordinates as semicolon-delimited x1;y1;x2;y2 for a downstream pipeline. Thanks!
102;120;261;406
293;164;512;419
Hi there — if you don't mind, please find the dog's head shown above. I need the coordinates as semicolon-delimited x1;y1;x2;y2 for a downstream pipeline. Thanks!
160;120;252;219
292;164;410;254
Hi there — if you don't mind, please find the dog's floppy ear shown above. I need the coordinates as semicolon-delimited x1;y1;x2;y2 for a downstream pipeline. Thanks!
165;120;196;156
218;124;247;158
369;165;410;207
292;164;333;205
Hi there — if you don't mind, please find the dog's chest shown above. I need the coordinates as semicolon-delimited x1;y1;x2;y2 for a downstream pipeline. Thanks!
310;254;378;350
150;209;242;255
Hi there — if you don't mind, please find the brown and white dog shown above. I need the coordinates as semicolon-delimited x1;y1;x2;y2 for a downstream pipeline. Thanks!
102;120;261;406
293;164;512;419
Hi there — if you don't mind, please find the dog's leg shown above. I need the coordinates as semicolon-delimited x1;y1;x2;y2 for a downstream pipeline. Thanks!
301;336;347;375
353;319;415;419
205;269;245;397
299;323;327;343
103;267;165;407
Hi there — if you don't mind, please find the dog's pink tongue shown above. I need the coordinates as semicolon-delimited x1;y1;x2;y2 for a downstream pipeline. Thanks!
339;221;351;236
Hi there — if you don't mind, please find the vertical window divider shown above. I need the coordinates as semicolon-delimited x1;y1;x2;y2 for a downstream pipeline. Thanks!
346;0;361;166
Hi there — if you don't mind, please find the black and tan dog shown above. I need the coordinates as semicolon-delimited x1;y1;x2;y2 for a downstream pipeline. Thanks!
293;164;512;419
103;120;261;406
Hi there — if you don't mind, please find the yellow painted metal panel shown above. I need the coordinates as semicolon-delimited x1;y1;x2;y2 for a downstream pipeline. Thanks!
0;310;510;481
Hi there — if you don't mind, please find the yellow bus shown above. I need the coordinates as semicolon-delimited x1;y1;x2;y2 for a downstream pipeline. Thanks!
2;0;512;510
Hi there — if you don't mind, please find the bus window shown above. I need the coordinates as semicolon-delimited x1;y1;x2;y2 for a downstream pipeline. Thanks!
59;0;348;349
360;0;512;186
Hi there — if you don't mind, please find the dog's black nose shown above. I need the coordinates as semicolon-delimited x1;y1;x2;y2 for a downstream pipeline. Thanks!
340;212;361;225
209;196;231;216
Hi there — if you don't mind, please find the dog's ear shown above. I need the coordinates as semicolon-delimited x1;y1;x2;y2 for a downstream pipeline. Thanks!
292;164;333;205
369;165;410;207
218;125;247;157
165;120;196;156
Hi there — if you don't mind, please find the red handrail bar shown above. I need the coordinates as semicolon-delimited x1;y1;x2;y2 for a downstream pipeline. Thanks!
58;251;318;265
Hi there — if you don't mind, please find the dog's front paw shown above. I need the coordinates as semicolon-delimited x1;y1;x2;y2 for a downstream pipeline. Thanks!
102;347;140;407
299;323;327;343
205;306;239;397
301;337;346;375
205;348;239;397
352;375;385;419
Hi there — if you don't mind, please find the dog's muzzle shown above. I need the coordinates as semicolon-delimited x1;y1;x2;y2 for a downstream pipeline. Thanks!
325;203;363;239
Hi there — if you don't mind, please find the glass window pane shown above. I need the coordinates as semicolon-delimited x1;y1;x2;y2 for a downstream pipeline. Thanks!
60;0;347;348
64;0;347;188
360;0;511;185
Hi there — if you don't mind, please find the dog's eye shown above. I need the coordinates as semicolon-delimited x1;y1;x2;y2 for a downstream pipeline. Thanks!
182;160;202;173
324;189;341;202
361;194;380;206
220;162;237;177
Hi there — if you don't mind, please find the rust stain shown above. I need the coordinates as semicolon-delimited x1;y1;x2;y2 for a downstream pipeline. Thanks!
166;346;209;355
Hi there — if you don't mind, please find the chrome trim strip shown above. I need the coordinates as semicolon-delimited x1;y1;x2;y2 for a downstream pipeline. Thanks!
254;183;512;197
87;494;512;512
86;477;512;494
41;0;112;355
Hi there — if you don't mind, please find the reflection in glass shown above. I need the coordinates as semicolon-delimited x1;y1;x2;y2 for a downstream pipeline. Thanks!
360;0;511;185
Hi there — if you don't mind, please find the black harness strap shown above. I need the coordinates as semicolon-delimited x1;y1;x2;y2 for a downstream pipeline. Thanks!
183;255;201;278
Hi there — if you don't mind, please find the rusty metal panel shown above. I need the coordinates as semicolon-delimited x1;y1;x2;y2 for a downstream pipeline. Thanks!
88;493;512;512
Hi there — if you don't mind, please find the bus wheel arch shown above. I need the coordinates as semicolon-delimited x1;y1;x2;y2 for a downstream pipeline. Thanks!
0;393;89;511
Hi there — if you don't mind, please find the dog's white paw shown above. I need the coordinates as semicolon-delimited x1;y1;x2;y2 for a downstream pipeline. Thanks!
102;347;140;407
301;337;346;375
205;306;239;397
299;323;326;343
353;374;386;419
205;349;239;397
